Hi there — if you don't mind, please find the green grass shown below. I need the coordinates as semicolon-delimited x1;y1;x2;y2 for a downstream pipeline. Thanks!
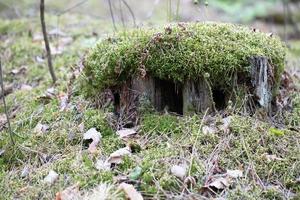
0;17;299;200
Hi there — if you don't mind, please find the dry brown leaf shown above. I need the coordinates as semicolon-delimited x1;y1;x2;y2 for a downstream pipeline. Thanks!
83;128;101;154
107;147;131;164
117;128;137;138
118;183;143;200
55;184;81;200
208;177;230;189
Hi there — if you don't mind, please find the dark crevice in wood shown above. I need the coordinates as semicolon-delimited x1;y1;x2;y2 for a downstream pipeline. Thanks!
154;78;183;115
212;89;226;110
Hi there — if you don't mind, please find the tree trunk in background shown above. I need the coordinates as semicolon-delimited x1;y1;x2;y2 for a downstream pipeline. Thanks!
40;0;57;84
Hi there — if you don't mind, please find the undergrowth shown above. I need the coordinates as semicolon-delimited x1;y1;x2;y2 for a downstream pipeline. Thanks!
0;17;299;200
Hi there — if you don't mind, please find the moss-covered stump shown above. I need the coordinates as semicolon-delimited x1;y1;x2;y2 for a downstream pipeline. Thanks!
82;22;286;116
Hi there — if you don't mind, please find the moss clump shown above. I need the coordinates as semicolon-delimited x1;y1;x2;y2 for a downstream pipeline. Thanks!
82;22;286;95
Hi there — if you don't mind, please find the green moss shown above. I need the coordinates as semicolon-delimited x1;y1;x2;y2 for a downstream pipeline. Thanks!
82;22;286;96
83;109;114;136
219;115;300;194
141;113;181;135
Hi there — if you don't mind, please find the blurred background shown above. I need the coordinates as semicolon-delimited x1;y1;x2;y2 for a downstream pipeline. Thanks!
1;0;300;40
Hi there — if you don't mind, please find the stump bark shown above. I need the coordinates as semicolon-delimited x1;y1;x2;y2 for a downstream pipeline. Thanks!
250;56;274;112
114;56;275;118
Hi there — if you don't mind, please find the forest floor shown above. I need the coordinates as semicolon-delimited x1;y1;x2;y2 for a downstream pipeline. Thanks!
0;12;300;200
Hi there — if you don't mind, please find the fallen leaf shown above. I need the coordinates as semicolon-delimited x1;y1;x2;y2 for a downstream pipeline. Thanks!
49;28;67;37
36;56;45;63
83;128;101;154
0;83;13;98
49;44;63;55
170;164;187;179
55;184;80;200
59;37;73;46
32;33;43;41
44;170;59;185
0;114;7;125
78;123;85;133
219;116;232;134
226;169;243;178
207;177;230;190
58;93;69;111
10;66;27;75
20;165;30;178
107;146;131;164
95;159;111;171
20;84;33;91
263;154;284;162
34;123;49;135
202;125;217;134
117;128;137;138
83;184;116;200
37;87;56;103
118;183;143;200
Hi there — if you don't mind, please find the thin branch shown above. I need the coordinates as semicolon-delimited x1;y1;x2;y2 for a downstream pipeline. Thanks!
0;59;15;145
56;0;89;16
175;0;180;21
119;0;126;28
107;0;117;31
40;0;57;83
121;0;136;27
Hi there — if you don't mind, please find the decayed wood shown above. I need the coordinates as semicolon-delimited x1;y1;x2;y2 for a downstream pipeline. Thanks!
131;76;155;103
183;78;213;114
250;56;274;111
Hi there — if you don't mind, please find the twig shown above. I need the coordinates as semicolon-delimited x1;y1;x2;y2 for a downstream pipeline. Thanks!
175;0;180;21
40;0;57;83
167;0;172;22
119;0;126;28
121;0;136;27
56;0;89;16
107;0;117;31
0;59;15;145
188;108;209;176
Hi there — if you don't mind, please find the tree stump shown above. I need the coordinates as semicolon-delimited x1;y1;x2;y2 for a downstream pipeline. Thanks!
250;56;275;112
183;78;213;114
